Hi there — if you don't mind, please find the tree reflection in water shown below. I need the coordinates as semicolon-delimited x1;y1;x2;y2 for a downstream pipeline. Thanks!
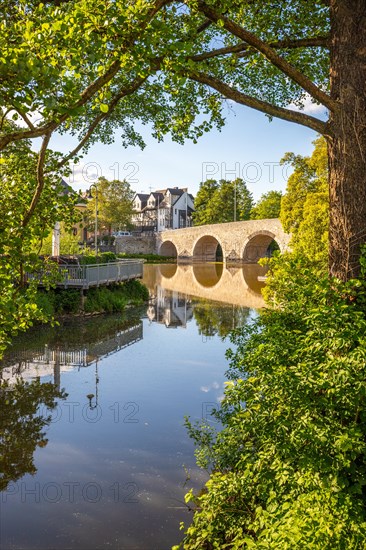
0;378;66;491
193;300;251;339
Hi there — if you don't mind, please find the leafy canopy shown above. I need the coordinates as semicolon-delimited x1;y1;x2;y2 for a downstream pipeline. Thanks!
86;176;134;232
193;178;254;225
280;136;328;266
250;190;282;220
0;124;79;355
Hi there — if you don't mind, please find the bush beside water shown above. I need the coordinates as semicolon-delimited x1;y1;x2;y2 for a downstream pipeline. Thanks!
35;280;149;316
77;252;176;264
176;254;366;549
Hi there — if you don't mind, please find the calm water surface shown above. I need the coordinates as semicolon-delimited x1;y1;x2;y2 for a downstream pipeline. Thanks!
0;263;265;550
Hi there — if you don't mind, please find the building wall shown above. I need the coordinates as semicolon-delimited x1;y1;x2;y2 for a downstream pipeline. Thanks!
115;235;156;255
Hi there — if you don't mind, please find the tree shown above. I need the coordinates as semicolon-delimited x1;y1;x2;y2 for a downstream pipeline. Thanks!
192;179;219;226
0;378;66;491
86;177;134;234
0;0;365;286
181;0;366;280
250;190;282;220
0;124;78;355
212;178;254;223
281;136;329;266
38;223;82;255
179;258;366;548
193;178;253;225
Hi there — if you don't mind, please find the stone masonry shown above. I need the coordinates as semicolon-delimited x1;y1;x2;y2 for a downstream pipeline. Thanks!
156;218;291;263
115;235;156;255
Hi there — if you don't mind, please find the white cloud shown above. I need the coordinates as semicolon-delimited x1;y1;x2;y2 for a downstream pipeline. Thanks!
288;94;328;117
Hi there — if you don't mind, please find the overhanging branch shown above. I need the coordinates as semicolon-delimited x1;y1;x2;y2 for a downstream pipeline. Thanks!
187;69;328;135
56;75;149;169
22;132;51;229
191;36;330;62
194;0;337;113
0;0;170;151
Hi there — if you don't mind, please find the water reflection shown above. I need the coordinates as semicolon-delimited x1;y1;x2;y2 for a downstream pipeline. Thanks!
143;262;267;306
145;262;266;309
193;302;251;339
144;263;260;337
0;264;264;550
1;311;144;385
0;378;66;491
147;290;193;328
193;263;223;287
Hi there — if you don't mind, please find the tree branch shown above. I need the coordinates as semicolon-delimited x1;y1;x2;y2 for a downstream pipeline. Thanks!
56;75;149;169
195;0;337;112
191;36;330;62
187;69;328;135
22;132;51;229
15;109;36;131
0;0;170;151
0;108;12;131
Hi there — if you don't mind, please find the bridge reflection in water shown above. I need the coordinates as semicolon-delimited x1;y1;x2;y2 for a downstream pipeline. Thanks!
144;262;266;309
143;262;266;331
1;263;266;382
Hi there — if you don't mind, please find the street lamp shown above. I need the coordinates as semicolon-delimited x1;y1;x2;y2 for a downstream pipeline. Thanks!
86;358;99;410
234;180;237;222
88;183;98;257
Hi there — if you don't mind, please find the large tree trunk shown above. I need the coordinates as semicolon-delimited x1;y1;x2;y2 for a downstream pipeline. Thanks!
328;0;366;280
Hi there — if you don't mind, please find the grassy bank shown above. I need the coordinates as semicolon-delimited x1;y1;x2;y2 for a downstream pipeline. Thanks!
76;252;176;264
177;254;366;549
117;252;176;263
35;279;149;316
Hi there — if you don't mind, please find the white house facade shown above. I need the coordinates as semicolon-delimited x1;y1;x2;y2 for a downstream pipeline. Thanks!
132;187;194;232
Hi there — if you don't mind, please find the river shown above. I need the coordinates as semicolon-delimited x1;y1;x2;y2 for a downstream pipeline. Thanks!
0;263;266;550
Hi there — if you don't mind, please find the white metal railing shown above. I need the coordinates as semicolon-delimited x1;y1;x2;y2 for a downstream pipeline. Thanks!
59;260;144;288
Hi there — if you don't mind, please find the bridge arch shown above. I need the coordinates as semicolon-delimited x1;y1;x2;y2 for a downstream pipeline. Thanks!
193;263;224;288
158;263;177;279
242;230;279;263
192;235;223;262
159;240;178;258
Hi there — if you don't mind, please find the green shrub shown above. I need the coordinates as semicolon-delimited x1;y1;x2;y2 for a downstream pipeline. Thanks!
117;252;176;263
178;253;366;549
79;251;117;264
34;290;56;318
84;280;148;313
54;289;81;314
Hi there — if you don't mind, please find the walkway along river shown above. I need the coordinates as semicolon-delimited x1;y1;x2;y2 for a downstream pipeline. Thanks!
0;263;266;550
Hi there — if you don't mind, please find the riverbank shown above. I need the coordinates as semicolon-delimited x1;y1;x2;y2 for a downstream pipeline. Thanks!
35;279;149;317
77;252;176;264
177;254;366;549
117;252;176;263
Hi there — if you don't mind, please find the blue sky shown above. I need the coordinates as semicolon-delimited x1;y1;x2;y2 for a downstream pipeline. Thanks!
51;101;324;202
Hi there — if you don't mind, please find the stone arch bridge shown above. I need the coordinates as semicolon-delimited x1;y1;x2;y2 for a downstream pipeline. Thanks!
157;219;290;263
